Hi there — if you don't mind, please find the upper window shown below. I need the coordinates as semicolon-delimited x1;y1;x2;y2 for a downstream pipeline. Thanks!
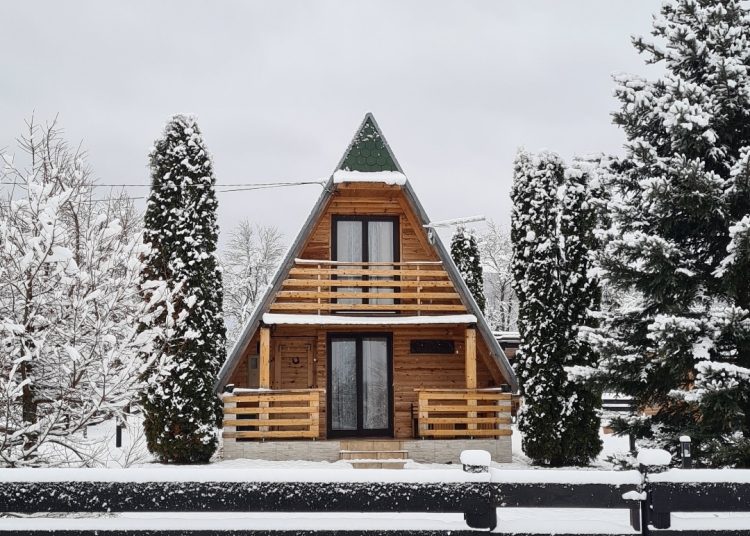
332;216;399;306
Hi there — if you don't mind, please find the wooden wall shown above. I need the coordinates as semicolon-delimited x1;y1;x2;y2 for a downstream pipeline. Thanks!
299;183;439;263
228;324;504;439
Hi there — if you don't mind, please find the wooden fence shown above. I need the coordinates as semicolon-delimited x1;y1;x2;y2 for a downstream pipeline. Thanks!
415;388;512;438
222;388;323;440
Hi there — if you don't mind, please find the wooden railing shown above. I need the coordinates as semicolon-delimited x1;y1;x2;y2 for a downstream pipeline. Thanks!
270;259;466;314
415;388;512;438
222;388;323;440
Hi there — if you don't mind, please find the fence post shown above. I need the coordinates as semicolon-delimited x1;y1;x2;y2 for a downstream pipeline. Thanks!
680;435;692;469
115;419;123;449
461;450;496;531
637;448;673;532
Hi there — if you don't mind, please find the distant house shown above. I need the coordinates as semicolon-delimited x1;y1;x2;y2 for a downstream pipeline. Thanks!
495;331;520;362
215;114;517;466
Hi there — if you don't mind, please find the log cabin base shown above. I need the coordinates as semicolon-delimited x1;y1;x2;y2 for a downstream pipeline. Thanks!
222;437;512;465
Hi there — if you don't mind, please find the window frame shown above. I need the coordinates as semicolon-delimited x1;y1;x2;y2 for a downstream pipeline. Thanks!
331;215;400;307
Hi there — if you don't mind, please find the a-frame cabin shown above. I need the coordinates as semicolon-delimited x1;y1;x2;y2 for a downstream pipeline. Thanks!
216;114;517;465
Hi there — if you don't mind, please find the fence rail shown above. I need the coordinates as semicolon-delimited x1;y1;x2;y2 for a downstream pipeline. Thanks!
415;388;512;438
222;388;323;440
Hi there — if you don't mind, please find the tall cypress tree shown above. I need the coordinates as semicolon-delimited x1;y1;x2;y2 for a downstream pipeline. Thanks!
140;115;226;464
511;150;602;466
451;226;486;313
579;0;750;467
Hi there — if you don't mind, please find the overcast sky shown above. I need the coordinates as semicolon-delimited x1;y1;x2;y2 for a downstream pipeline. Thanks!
1;1;659;245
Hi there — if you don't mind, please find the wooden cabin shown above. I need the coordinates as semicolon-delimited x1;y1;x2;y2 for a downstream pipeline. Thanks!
215;114;518;466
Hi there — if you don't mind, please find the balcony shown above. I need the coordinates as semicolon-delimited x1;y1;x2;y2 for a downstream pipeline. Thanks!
270;259;466;315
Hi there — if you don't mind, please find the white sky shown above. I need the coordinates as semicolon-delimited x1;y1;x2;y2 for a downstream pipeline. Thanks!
0;1;659;245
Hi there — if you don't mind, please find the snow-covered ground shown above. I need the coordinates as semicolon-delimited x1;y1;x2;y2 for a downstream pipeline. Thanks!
3;420;750;532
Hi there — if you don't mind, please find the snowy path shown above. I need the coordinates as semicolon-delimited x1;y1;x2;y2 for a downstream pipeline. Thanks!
2;511;749;533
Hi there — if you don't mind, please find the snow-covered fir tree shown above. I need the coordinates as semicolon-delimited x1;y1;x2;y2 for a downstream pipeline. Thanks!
222;220;284;347
0;119;163;467
574;0;750;467
511;150;601;466
140;115;226;464
451;226;485;313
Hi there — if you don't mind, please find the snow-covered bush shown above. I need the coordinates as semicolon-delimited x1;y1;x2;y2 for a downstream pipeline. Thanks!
0;119;162;467
139;114;226;464
511;150;602;466
451;226;485;313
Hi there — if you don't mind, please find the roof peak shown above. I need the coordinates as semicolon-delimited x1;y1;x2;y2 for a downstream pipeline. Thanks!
334;113;403;173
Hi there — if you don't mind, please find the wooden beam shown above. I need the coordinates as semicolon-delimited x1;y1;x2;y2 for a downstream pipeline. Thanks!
270;303;467;312
288;268;449;277
465;328;477;389
276;291;461;300
259;327;271;389
466;327;478;433
281;279;455;288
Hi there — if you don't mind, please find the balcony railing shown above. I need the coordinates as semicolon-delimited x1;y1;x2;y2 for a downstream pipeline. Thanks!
222;388;323;440
415;389;512;439
270;259;466;314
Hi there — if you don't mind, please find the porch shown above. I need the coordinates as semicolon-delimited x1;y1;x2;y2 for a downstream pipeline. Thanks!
221;387;512;465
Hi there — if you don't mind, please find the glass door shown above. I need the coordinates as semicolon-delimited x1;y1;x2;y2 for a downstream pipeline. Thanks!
328;334;393;437
332;216;399;308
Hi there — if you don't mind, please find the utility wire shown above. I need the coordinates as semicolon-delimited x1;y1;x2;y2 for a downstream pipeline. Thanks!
0;179;327;205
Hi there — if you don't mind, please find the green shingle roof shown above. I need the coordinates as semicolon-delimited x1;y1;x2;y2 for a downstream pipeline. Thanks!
336;113;402;172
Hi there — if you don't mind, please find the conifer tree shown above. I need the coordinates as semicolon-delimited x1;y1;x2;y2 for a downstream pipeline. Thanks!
511;150;602;466
575;0;750;467
451;226;486;313
140;115;226;464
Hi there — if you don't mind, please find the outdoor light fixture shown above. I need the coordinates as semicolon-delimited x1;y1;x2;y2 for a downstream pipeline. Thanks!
680;435;692;469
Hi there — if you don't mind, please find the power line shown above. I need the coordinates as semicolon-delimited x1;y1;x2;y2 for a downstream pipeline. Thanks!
0;180;327;205
0;179;327;189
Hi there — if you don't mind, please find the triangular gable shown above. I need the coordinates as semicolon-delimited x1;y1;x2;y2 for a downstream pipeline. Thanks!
215;114;518;392
336;114;402;173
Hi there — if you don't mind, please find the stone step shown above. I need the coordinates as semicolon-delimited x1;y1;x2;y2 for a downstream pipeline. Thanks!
347;459;409;470
340;449;409;460
339;439;403;451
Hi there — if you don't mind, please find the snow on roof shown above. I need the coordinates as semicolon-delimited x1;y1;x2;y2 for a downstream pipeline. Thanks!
332;170;407;185
494;331;520;341
262;313;477;326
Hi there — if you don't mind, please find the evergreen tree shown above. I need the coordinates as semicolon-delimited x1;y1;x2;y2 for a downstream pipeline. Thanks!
576;0;750;466
511;150;602;466
139;115;226;464
451;226;486;313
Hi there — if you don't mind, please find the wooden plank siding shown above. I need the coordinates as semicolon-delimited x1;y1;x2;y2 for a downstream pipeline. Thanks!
227;324;499;440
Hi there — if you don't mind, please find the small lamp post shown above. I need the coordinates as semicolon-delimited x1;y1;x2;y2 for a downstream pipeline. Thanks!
680;435;692;468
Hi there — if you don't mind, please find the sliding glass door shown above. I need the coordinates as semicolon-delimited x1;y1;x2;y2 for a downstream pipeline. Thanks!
333;216;399;307
328;334;393;437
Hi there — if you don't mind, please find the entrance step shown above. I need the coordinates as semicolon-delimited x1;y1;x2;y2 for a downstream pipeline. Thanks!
347;459;410;470
340;449;409;460
339;440;409;469
339;440;403;451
